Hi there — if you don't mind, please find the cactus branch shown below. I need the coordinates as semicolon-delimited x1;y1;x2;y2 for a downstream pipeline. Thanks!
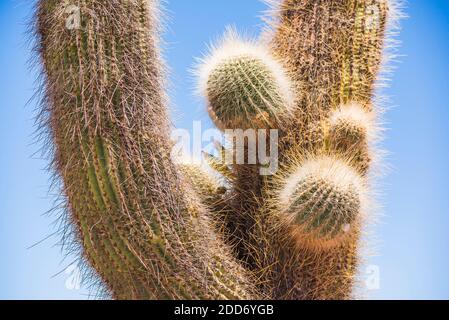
34;0;400;300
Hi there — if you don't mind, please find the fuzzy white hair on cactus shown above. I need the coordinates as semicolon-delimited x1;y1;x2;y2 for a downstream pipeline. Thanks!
329;103;378;143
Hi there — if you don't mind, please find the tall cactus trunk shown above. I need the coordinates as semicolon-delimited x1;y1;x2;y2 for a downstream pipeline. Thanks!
36;0;255;300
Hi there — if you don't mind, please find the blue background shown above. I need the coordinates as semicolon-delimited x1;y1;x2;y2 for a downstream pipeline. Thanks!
1;0;448;299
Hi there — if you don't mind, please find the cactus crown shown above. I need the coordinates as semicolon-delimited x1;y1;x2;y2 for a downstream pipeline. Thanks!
328;103;376;142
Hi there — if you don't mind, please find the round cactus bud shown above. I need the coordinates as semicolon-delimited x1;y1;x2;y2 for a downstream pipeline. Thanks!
279;156;366;248
328;103;375;150
179;163;226;205
197;29;294;130
326;103;377;173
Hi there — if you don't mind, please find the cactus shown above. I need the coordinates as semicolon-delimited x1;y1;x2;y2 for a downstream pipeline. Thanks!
198;30;294;130
278;156;366;249
325;103;377;173
35;0;256;300
35;0;399;300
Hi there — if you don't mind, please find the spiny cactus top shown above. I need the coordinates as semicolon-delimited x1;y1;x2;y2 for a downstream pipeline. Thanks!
198;30;294;130
35;0;400;300
278;156;367;249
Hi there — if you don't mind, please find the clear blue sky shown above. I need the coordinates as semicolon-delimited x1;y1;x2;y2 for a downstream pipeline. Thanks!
1;0;448;299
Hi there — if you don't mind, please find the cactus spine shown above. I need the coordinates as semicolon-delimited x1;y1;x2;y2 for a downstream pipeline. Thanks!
35;0;399;300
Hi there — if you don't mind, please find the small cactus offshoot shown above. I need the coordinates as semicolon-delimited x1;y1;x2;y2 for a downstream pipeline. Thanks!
326;103;376;173
279;156;366;249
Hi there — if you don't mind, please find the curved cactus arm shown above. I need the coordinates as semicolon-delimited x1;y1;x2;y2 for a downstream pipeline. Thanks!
36;0;256;300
